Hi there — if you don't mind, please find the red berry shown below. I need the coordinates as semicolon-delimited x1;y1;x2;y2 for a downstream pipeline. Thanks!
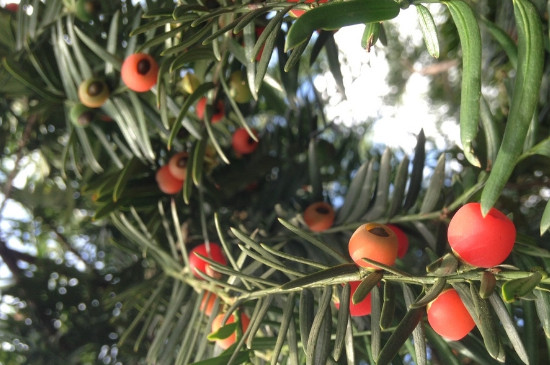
168;152;189;180
303;202;335;232
121;53;159;92
427;288;475;341
5;3;19;12
211;312;250;349
232;128;259;155
447;202;516;268
189;242;227;279
287;0;328;18
196;97;225;123
334;281;372;316
255;26;266;61
155;165;183;194
386;224;409;258
348;223;398;270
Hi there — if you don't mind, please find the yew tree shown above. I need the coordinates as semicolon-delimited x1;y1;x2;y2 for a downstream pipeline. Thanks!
1;0;550;364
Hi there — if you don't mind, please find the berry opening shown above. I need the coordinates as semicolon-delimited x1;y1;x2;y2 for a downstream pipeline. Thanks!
87;81;104;96
137;59;151;75
368;226;389;237
315;206;330;215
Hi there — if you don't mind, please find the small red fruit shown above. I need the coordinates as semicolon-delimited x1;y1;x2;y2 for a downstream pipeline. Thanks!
121;53;159;92
168;152;189;180
5;3;19;12
303;202;335;232
189;242;227;279
334;281;372;316
386;224;409;258
348;223;398;270
427;288;475;341
211;312;250;349
232;128;259;155
447;202;516;268
255;26;266;61
155;165;183;194
200;291;220;316
287;0;328;18
196;97;225;123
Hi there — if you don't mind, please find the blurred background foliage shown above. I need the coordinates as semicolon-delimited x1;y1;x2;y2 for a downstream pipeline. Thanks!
0;0;549;364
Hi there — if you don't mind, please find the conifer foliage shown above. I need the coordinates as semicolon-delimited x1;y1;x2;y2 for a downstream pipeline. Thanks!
1;0;550;364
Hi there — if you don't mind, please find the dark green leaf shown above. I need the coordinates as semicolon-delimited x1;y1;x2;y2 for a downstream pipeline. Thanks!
278;218;349;263
352;271;383;304
188;350;252;365
501;272;542;303
324;34;345;95
380;282;395;330
271;293;296;365
443;0;481;167
488;292;530;364
285;0;400;51
534;290;550;338
168;82;214;150
388;156;409;218
337;160;369;223
309;139;323;202
306;287;332;365
481;18;518;69
410;277;447;308
299;289;315;353
420;153;445;213
403;284;426;365
113;158;146;202
370;285;382;360
480;0;544;214
377;305;424;365
403;129;425;211
364;148;392;220
416;4;439;58
333;284;350;361
469;282;505;362
280;264;359;290
361;22;380;51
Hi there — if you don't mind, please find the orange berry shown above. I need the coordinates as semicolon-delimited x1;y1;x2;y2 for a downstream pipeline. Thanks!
386;224;409;258
232;128;259;155
348;223;398;269
334;281;372;317
200;291;219;316
447;202;516;268
155;165;183;194
211;312;250;349
78;78;109;108
427;289;475;341
168;152;189;180
121;53;159;92
303;202;335;232
189;242;227;279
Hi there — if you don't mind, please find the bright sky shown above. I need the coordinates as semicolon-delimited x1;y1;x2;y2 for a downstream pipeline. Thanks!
325;5;460;155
